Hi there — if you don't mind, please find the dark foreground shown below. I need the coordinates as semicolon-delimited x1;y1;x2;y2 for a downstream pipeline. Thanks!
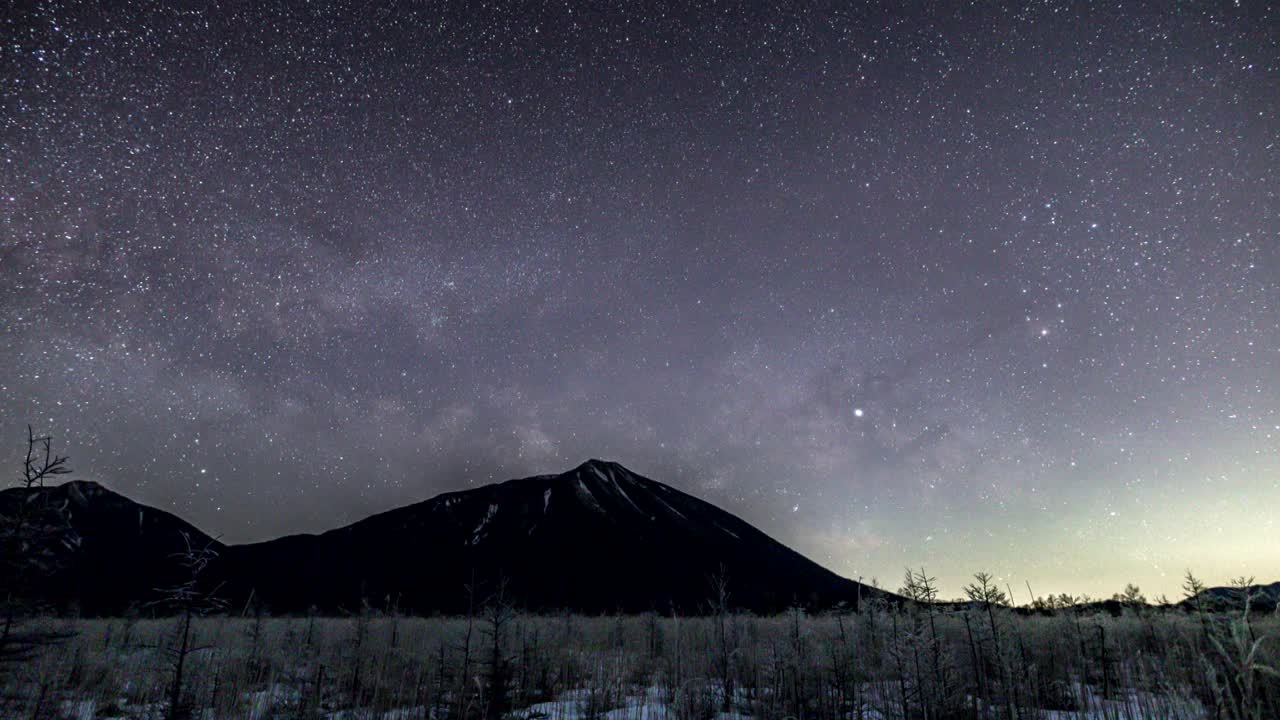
3;602;1278;720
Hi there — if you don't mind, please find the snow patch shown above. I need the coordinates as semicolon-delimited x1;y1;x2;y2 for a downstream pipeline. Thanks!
575;478;605;513
246;684;302;720
610;476;642;512
649;492;687;521
471;503;498;544
512;686;741;720
543;488;552;513
714;522;740;540
323;707;431;720
588;464;642;512
60;700;95;720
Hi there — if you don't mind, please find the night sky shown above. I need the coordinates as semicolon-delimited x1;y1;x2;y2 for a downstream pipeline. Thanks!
2;2;1277;600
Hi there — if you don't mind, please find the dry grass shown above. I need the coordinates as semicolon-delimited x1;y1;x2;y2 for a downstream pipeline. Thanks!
1;602;1276;720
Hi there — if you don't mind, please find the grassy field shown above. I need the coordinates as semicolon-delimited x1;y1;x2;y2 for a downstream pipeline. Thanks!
1;600;1277;720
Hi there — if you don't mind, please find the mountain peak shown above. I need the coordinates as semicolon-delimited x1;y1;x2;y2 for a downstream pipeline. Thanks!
14;478;105;493
564;458;640;490
13;479;113;509
573;458;628;474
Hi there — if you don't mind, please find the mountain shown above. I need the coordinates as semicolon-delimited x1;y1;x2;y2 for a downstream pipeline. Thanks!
1184;581;1280;613
222;459;884;614
3;460;886;615
0;480;224;616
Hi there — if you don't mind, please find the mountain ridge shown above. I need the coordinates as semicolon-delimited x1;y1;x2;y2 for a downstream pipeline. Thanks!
2;459;887;615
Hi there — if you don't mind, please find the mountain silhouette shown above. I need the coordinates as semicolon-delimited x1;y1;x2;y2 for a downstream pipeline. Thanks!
2;460;886;615
0;479;224;616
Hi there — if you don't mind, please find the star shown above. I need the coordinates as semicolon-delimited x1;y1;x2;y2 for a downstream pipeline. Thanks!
0;0;1272;600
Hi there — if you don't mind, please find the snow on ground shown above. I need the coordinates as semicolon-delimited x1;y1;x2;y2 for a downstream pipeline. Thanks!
60;700;96;720
322;707;430;720
515;687;671;720
59;697;165;720
1045;682;1208;720
49;678;1212;720
246;683;302;720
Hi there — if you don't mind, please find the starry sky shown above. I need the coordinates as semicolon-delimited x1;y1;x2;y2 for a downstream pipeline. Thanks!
2;1;1277;601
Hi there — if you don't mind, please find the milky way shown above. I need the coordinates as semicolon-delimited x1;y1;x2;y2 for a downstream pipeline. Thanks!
2;2;1277;599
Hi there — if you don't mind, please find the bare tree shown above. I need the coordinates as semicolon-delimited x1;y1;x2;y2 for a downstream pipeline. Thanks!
709;565;736;714
903;567;954;719
480;578;516;720
964;572;1015;719
147;532;227;720
20;425;72;488
0;426;77;661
